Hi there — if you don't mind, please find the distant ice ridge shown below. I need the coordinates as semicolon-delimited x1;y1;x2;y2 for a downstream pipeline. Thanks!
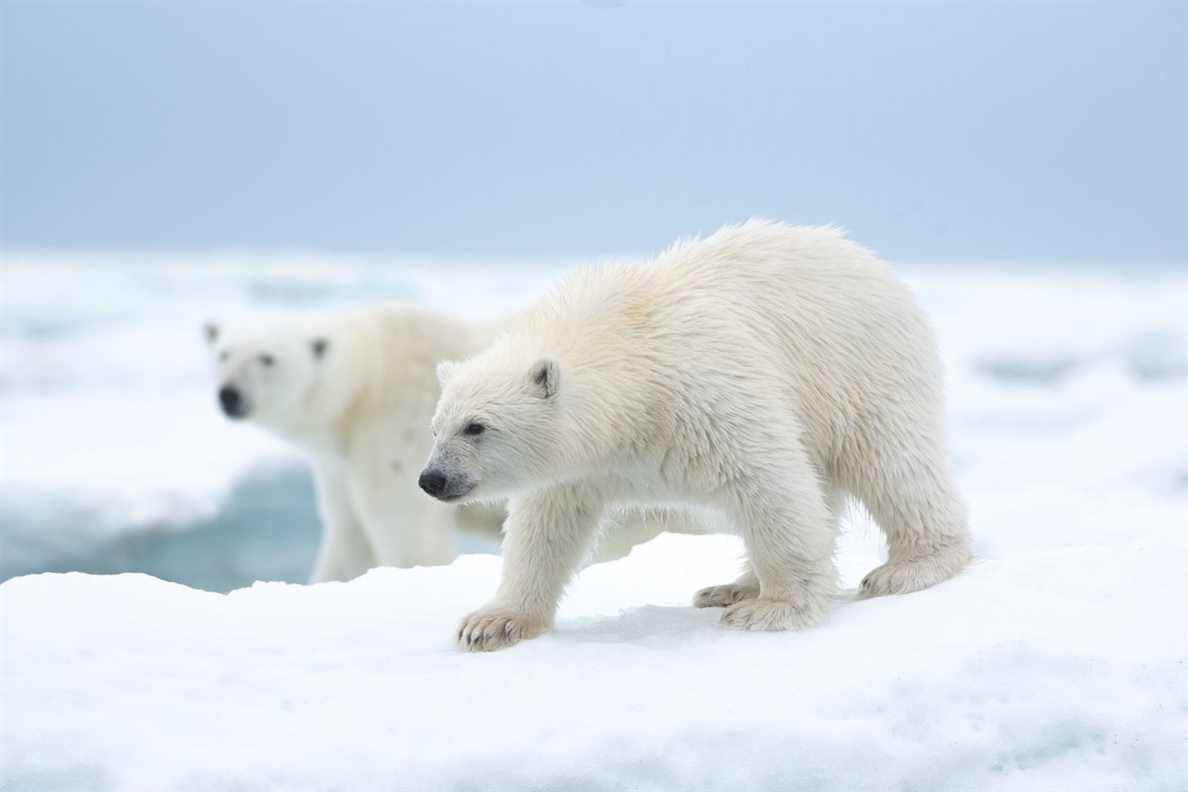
1;254;1186;591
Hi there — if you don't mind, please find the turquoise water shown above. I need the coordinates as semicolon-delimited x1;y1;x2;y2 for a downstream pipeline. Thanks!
0;466;321;593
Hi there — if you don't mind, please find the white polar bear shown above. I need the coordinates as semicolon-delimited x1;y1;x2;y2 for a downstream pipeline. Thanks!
206;306;501;582
422;219;971;651
207;306;708;583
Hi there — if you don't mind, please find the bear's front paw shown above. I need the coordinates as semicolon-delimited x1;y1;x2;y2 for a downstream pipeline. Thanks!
457;607;547;652
693;581;760;608
720;597;824;632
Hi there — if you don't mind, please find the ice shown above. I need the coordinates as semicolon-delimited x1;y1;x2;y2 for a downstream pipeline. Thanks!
3;254;1187;789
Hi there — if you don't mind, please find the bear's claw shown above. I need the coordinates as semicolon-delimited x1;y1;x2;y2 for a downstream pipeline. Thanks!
693;582;760;608
859;546;971;598
720;597;823;632
457;608;545;652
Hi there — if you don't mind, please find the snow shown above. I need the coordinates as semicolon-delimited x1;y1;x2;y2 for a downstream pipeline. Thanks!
5;528;1187;790
3;254;1188;789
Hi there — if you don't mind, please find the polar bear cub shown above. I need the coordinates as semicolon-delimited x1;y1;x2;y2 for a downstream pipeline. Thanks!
422;220;971;651
207;306;500;582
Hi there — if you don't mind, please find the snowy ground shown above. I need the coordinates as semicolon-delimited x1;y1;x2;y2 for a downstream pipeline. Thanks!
3;253;1187;789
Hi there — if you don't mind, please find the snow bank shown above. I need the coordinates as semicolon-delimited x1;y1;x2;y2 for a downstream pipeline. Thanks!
5;523;1187;791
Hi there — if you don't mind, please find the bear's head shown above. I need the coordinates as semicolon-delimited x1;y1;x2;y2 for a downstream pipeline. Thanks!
419;347;564;504
203;319;333;434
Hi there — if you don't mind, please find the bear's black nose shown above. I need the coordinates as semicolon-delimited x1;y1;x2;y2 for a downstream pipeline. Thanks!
218;385;245;418
418;469;448;497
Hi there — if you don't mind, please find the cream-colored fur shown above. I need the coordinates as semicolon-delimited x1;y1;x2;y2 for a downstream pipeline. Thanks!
208;307;706;583
425;220;971;651
208;306;497;581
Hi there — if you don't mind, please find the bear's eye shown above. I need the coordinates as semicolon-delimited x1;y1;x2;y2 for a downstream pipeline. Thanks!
462;422;486;437
218;350;231;363
258;354;276;367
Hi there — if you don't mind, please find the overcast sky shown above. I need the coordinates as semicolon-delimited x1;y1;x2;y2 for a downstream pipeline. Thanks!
3;1;1185;261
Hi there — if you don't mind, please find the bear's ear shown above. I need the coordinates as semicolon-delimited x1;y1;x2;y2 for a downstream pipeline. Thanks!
528;358;560;399
203;321;220;346
310;338;329;359
436;360;459;387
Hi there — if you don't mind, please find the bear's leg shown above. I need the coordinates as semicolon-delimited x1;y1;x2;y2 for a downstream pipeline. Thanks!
695;488;843;609
352;464;458;568
457;481;606;652
310;467;376;583
718;454;838;631
852;429;971;598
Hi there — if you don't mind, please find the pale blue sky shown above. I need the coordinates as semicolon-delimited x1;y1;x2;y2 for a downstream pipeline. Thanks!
3;1;1185;261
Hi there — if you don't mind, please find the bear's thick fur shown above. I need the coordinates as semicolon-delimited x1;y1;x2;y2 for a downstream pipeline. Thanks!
208;307;497;581
207;306;706;582
424;220;971;650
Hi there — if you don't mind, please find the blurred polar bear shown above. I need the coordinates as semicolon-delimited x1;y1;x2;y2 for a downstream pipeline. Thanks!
205;306;704;583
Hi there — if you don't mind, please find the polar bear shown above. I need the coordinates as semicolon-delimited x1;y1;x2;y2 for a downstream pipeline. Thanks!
206;306;502;582
422;219;971;651
206;306;709;583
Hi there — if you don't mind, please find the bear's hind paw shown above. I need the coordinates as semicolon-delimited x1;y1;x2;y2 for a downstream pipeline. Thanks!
693;582;760;608
859;546;971;598
720;597;824;632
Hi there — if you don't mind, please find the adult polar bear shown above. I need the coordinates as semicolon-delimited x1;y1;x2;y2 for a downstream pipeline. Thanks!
206;306;705;582
422;220;971;651
207;307;493;581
